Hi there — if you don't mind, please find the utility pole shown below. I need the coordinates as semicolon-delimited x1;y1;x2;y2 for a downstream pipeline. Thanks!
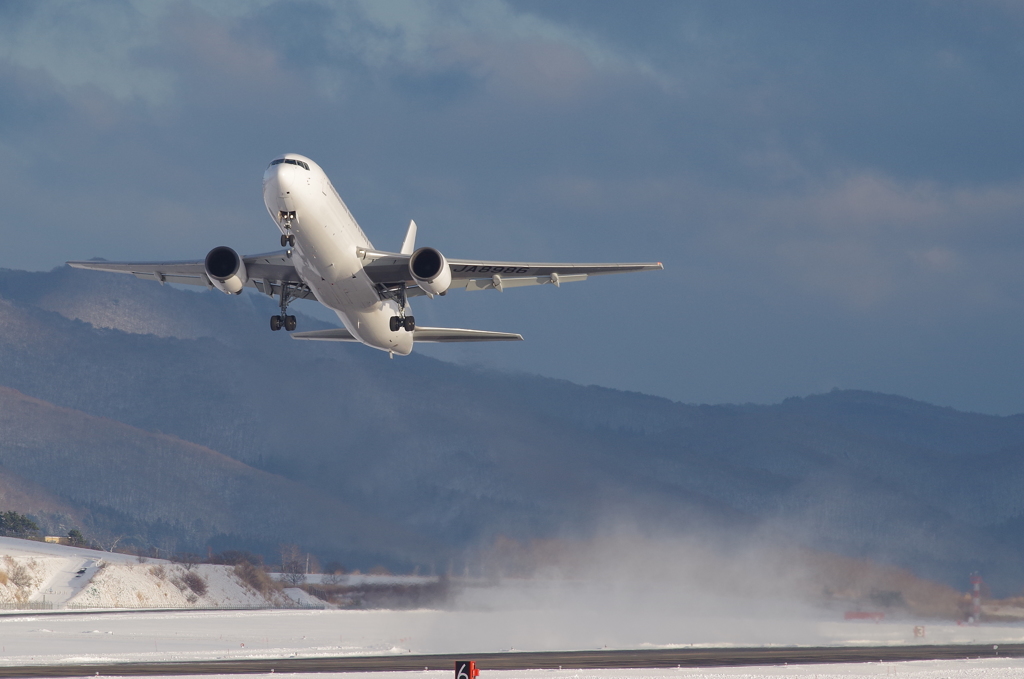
970;572;983;623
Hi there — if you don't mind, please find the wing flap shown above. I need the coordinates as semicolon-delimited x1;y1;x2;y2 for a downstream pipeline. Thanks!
447;260;662;279
132;272;209;287
70;260;206;275
69;250;312;297
461;273;589;292
363;255;661;288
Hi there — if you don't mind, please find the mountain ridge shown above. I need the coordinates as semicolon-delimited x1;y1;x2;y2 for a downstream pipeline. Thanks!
0;266;1022;593
0;383;435;567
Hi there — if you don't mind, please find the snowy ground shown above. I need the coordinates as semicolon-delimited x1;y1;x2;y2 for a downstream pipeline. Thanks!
0;536;291;609
0;536;141;563
4;538;1024;677
1;607;1024;667
28;553;101;605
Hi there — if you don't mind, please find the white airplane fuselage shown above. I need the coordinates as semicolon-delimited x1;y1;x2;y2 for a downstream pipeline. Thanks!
262;154;413;355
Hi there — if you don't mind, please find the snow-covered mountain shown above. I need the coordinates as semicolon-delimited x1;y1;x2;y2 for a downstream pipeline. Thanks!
1;267;1023;592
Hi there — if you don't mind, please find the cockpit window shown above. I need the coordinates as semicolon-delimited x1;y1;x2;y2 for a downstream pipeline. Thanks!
268;158;310;170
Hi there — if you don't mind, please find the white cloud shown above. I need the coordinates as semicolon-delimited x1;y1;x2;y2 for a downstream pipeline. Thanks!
0;1;656;109
0;2;174;103
524;163;1024;314
911;246;960;273
752;173;1024;312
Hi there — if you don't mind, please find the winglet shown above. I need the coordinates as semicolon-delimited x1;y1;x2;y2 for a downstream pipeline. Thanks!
400;220;417;255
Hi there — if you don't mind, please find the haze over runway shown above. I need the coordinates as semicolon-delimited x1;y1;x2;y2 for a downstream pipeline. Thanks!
1;1;1023;413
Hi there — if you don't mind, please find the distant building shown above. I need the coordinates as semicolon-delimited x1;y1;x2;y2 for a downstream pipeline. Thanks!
44;536;70;545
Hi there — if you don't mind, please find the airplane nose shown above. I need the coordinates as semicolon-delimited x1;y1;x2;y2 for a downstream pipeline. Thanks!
263;165;293;198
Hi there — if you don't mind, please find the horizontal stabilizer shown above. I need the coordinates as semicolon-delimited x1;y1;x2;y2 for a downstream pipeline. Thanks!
291;326;523;343
413;327;523;342
290;328;359;342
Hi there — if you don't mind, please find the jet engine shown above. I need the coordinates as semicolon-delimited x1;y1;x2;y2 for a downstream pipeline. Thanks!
408;246;452;296
204;246;248;295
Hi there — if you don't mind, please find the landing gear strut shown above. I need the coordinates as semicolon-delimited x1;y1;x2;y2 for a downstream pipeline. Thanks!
381;283;414;332
279;212;297;248
270;282;298;332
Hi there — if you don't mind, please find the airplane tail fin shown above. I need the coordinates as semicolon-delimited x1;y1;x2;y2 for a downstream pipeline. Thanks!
400;220;417;255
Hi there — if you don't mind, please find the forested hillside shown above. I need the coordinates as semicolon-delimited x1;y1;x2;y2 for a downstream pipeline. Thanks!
1;267;1023;593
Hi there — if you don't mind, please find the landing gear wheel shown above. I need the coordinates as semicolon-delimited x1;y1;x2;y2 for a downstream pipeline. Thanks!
270;315;282;331
403;316;415;332
288;234;295;246
389;316;402;332
280;234;288;247
284;315;297;332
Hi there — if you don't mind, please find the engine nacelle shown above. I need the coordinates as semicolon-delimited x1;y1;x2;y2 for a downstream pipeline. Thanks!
408;247;451;296
204;246;248;295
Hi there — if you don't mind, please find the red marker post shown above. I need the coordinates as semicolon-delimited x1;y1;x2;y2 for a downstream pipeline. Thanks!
456;661;479;679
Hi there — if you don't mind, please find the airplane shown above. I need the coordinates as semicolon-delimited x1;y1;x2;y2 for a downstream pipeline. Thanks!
69;154;663;357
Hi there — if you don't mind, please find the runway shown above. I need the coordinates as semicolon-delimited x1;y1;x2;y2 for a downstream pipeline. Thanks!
1;643;1021;677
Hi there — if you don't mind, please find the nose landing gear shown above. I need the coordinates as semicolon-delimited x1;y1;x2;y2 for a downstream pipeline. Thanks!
278;211;297;247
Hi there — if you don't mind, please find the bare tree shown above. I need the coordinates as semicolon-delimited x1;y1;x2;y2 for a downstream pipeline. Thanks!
322;561;346;586
105;535;128;553
279;544;305;586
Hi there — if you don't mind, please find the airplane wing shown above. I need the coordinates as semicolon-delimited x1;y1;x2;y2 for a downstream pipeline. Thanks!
292;327;523;342
361;252;662;296
66;251;317;300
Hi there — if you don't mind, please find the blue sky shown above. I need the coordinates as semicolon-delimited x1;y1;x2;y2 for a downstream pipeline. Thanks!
2;0;1023;413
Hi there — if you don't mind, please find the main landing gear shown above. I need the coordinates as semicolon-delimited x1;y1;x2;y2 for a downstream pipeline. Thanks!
271;314;297;332
270;282;298;332
381;282;414;332
280;234;295;247
390;316;415;332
